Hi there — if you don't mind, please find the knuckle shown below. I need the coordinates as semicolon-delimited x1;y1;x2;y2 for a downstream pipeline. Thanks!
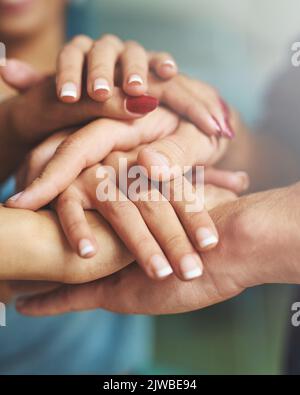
107;200;137;220
185;101;201;119
71;34;92;49
124;61;147;74
59;44;81;60
164;233;187;251
56;193;74;209
124;40;141;49
139;197;169;216
134;235;153;252
56;136;83;155
27;149;44;170
158;52;173;60
157;137;186;165
99;34;122;48
103;151;124;167
174;73;187;85
88;62;111;78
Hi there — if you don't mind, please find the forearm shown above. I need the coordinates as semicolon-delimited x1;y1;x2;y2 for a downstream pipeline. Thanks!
0;206;133;283
219;111;300;192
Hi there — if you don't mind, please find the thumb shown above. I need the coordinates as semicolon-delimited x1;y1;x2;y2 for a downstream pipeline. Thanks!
0;59;45;92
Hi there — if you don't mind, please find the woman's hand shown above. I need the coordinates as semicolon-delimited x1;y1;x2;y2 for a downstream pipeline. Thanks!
0;59;159;146
12;117;247;281
6;106;231;210
0;60;158;181
54;158;219;282
16;184;300;317
56;34;178;102
147;73;235;139
55;35;234;139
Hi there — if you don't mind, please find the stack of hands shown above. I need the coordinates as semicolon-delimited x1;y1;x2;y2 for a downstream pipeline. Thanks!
1;35;299;317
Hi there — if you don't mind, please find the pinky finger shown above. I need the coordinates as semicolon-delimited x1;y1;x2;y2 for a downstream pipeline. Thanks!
149;52;178;79
55;194;97;259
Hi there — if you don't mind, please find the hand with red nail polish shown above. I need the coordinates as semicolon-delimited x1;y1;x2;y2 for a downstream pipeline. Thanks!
0;59;163;184
147;73;236;140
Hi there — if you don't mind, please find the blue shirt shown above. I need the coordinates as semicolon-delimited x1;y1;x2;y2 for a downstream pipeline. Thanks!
0;179;153;374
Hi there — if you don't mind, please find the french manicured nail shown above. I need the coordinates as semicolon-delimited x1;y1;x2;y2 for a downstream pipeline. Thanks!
196;228;218;250
8;191;24;202
161;60;177;69
79;239;95;258
125;95;159;114
180;254;203;280
94;78;111;93
128;74;143;86
60;82;77;99
235;172;250;191
150;255;173;279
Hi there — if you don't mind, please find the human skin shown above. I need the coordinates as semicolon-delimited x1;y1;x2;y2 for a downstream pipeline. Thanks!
0;182;236;302
16;183;300;316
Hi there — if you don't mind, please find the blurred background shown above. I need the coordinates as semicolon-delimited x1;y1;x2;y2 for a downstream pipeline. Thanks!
67;0;300;374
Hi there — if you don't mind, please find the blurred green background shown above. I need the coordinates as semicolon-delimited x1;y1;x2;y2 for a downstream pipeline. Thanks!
68;0;300;374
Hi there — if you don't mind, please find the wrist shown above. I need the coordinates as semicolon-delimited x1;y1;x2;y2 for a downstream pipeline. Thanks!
208;186;300;290
244;184;300;286
276;182;300;284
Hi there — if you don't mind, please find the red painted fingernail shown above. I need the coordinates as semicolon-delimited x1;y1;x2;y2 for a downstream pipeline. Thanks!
219;97;230;118
217;97;236;139
212;115;235;140
126;95;159;114
224;120;236;139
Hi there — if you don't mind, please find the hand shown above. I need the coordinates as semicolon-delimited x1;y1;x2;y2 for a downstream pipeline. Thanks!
6;108;231;211
0;281;60;305
16;184;300;316
147;73;235;139
56;34;178;102
55;35;234;140
0;59;159;146
54;156;220;282
2;57;233;144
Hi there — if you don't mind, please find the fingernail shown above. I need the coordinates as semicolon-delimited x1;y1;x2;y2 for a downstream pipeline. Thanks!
161;60;177;69
212;115;235;139
219;97;230;118
210;116;223;135
150;255;173;279
60;82;77;99
94;78;111;94
8;191;24;202
235;172;250;191
79;239;95;258
219;98;235;139
222;120;235;139
196;228;218;250
125;95;159;114
180;254;203;280
128;74;143;86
